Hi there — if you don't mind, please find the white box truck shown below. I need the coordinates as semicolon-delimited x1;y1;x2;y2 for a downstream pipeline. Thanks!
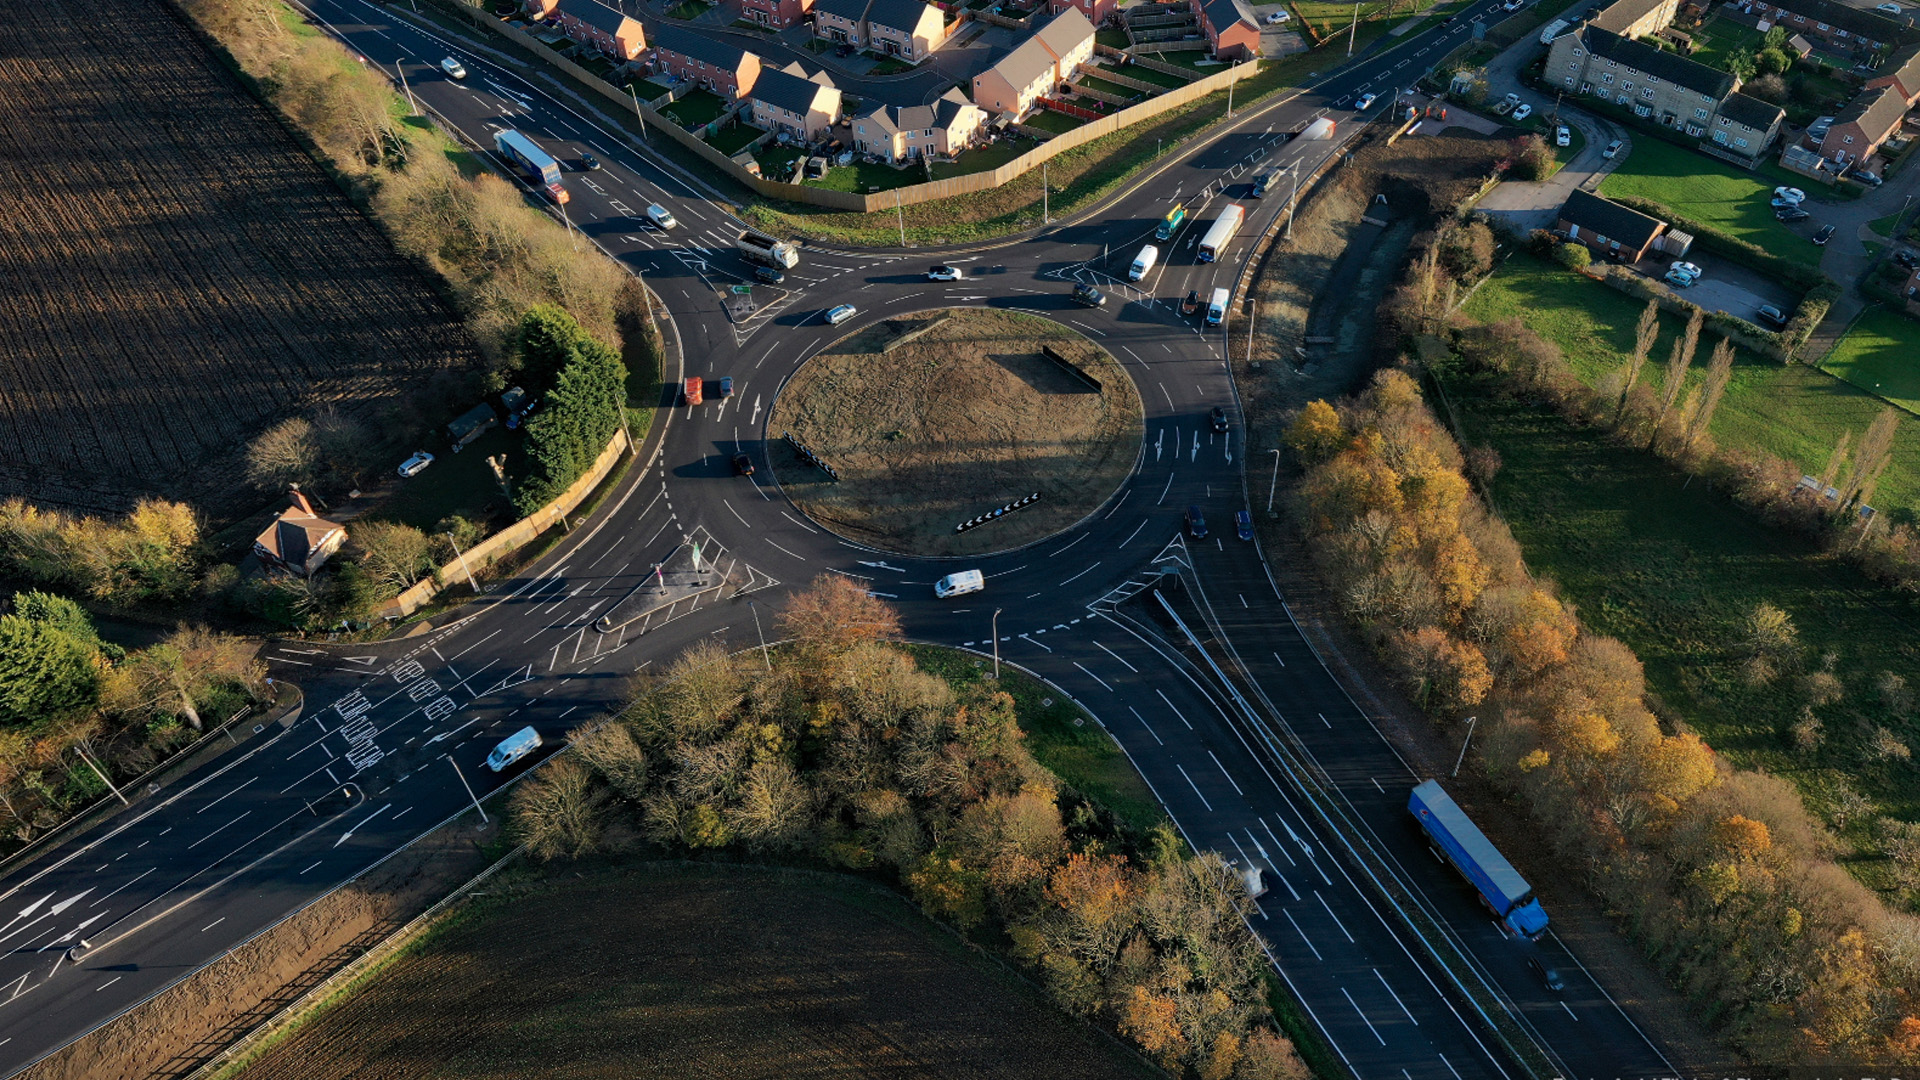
1539;18;1570;42
1197;204;1245;263
1128;244;1160;282
486;726;543;772
736;230;801;269
1206;287;1230;326
934;569;984;598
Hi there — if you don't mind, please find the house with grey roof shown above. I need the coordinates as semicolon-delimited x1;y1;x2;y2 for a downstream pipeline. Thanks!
1546;25;1781;159
749;63;842;141
648;24;763;100
1557;189;1670;263
850;87;986;162
811;0;950;61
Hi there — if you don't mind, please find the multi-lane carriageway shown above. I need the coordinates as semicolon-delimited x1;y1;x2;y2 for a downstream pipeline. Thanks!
0;1;1685;1076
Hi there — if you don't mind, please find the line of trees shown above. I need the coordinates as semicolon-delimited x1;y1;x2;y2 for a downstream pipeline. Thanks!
509;576;1310;1080
1284;369;1920;1063
511;307;628;515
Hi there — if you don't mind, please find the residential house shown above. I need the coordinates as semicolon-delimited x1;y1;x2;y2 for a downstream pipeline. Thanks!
972;9;1096;114
741;0;814;29
648;25;763;100
1557;189;1670;262
1548;28;1758;139
1048;0;1119;29
1588;0;1682;38
252;490;347;578
1819;83;1908;164
1739;0;1904;60
524;0;560;18
750;63;842;141
850;87;986;161
1867;41;1920;105
1710;91;1787;156
553;0;647;61
1195;0;1261;59
812;0;950;60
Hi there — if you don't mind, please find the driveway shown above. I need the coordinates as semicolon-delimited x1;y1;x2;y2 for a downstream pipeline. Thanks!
1799;165;1920;358
1644;250;1801;322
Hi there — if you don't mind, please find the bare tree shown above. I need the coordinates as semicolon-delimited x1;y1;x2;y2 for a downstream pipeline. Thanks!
1840;407;1900;511
245;417;320;492
1683;338;1735;452
1619;300;1659;423
1650;309;1702;446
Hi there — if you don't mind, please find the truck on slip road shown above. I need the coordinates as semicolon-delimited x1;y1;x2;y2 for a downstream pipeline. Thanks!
493;129;568;205
1408;779;1549;940
1155;202;1187;241
736;230;801;269
1196;203;1245;263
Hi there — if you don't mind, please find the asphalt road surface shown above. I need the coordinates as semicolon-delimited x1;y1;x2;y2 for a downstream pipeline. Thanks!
0;4;1684;1078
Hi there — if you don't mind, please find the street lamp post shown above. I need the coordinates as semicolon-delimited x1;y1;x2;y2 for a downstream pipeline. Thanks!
71;745;128;807
1283;160;1300;241
1267;448;1283;512
1348;1;1361;57
395;61;418;116
1451;716;1478;778
750;600;772;670
445;755;489;824
445;531;479;593
1042;162;1050;225
992;608;1003;679
628;83;651;143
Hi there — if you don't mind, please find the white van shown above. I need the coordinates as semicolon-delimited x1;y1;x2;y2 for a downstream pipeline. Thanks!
645;204;678;230
1128;244;1160;282
485;726;543;772
1206;287;1230;326
934;569;984;598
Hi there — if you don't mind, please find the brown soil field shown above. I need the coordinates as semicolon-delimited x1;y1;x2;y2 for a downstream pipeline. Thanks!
230;862;1163;1080
0;0;479;518
767;310;1143;557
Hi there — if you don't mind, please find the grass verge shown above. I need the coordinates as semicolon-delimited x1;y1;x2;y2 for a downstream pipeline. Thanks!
1598;138;1824;266
1820;306;1920;417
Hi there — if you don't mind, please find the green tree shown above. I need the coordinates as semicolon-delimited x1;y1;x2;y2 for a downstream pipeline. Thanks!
514;304;585;395
0;614;99;728
513;309;627;515
1553;241;1591;270
1756;47;1793;76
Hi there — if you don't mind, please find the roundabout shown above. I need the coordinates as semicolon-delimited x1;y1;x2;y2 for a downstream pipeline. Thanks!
766;309;1144;557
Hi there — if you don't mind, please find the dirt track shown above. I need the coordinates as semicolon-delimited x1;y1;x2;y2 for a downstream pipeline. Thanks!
0;0;478;518
768;310;1143;557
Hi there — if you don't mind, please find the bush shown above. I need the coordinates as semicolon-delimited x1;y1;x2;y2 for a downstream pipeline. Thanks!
1553;241;1592;269
1508;134;1553;182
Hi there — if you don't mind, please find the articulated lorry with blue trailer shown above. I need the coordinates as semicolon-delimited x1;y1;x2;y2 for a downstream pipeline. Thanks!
493;129;569;205
1408;779;1549;940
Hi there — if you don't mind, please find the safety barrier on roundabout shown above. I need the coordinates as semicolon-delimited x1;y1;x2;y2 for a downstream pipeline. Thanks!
955;493;1042;533
784;432;840;481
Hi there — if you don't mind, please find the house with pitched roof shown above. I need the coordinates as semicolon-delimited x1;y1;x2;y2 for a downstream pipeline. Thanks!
553;0;647;59
850;87;986;162
1546;25;1783;158
741;0;814;29
1820;83;1908;165
1195;0;1260;59
1588;0;1682;37
972;9;1095;114
1557;190;1670;263
1740;0;1905;60
1868;41;1920;106
811;0;950;60
750;63;842;141
648;25;763;100
253;490;347;578
1048;0;1118;29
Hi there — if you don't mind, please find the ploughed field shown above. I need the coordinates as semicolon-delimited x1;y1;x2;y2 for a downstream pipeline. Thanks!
0;0;477;516
232;864;1160;1079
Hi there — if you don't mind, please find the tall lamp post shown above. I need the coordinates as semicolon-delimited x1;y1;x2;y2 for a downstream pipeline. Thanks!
749;600;772;670
1267;448;1283;513
991;608;1003;679
1451;716;1478;778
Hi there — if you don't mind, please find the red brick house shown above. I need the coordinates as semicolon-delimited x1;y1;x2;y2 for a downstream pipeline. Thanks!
1869;41;1920;106
1048;0;1118;29
1819;84;1908;166
1195;0;1260;59
648;25;764;100
741;0;814;29
1738;0;1903;61
554;0;647;61
1558;190;1670;263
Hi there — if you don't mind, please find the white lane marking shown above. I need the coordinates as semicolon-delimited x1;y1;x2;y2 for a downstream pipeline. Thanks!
1128;706;1164;745
1315;890;1355;943
1175;764;1213;812
1073;661;1113;692
1376;969;1418;1026
188;811;251;851
1342;987;1386;1046
765;540;807;561
1285;909;1323;961
198;776;256;814
1094;641;1138;672
1208;750;1244;797
1155;689;1193;729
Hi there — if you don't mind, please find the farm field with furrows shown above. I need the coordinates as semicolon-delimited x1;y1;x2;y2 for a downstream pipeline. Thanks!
0;0;478;518
232;864;1164;1080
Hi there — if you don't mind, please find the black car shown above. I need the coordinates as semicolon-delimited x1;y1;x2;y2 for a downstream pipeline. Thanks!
1895;249;1919;270
1814;224;1836;246
1235;510;1253;541
753;265;786;285
1526;954;1566;992
1775;207;1810;222
1071;283;1107;307
1250;171;1272;198
1210;406;1229;433
731;453;755;476
1185;505;1208;540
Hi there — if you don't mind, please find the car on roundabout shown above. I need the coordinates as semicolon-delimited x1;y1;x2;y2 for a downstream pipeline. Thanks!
731;453;755;476
1071;283;1106;307
927;265;962;281
824;304;858;325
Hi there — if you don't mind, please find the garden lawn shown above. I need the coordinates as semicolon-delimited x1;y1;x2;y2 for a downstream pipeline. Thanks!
630;79;674;102
704;122;763;155
1463;253;1920;515
665;0;709;17
659;89;728;129
1437;373;1920;897
1599;137;1823;265
372;426;515;534
1683;14;1764;74
1077;74;1145;100
1821;306;1920;417
927;137;1028;178
1110;60;1192;89
1026;108;1089;134
810;156;926;193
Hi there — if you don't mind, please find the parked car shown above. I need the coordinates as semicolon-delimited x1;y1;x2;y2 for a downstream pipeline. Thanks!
1664;268;1697;288
1814;224;1835;245
1266;8;1290;21
1878;2;1902;13
1770;196;1805;210
440;57;468;79
1526;954;1566;992
397;451;434;478
1756;304;1787;327
1671;260;1702;279
753;265;786;285
1512;103;1533;121
1555;124;1571;147
1895;249;1920;269
1354;92;1377;110
926;265;962;281
1854;170;1884;187
824;304;858;325
1773;185;1806;204
1071;283;1106;307
1185;505;1208;540
731;453;755;476
1210;406;1229;433
578;153;600;171
1775;206;1810;222
1235;510;1254;541
1602;139;1623;159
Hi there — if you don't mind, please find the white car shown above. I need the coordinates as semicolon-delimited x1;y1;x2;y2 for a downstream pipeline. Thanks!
1354;92;1377;110
926;265;961;281
1266;8;1291;21
1878;2;1902;13
1671;261;1702;279
824;304;858;325
440;57;467;79
1512;103;1533;120
397;451;435;478
1773;185;1806;204
1555;124;1571;147
1603;139;1623;158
